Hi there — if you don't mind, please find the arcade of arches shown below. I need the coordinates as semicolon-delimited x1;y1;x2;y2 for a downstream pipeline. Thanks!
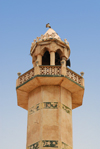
42;49;62;66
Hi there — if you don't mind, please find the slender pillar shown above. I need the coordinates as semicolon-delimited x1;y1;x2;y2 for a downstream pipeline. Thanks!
61;57;66;67
50;51;55;65
37;54;42;65
61;57;67;76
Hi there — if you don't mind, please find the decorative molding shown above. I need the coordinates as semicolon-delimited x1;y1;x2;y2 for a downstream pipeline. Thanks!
27;141;40;149
62;142;72;149
43;102;58;109
42;140;58;148
56;41;66;48
28;102;71;115
29;103;41;115
38;41;51;45
27;141;72;149
62;104;71;115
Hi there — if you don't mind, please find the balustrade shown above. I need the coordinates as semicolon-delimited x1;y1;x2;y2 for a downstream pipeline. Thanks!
66;67;82;85
19;68;34;85
17;66;83;87
39;65;61;75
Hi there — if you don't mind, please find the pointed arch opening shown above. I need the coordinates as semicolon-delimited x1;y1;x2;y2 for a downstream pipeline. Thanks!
55;49;63;65
42;49;50;65
55;52;61;65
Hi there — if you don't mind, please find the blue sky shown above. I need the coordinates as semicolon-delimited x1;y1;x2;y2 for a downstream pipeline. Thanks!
0;0;100;149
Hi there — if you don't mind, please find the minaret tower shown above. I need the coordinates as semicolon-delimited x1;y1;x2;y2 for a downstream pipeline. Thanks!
16;25;85;149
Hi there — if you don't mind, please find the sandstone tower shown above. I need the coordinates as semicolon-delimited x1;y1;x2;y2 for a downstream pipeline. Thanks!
16;26;85;149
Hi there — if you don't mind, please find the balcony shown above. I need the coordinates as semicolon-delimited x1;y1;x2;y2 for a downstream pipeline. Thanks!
16;65;84;88
16;65;84;110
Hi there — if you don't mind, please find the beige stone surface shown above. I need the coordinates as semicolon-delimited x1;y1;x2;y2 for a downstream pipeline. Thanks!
37;54;42;65
41;86;60;102
26;86;73;148
42;109;59;140
34;66;40;75
72;89;84;109
61;77;82;93
28;87;42;108
16;89;28;110
61;66;66;76
61;109;73;146
61;87;72;109
27;110;41;145
38;77;63;86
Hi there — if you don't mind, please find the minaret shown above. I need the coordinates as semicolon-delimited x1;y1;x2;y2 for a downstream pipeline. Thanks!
16;26;85;149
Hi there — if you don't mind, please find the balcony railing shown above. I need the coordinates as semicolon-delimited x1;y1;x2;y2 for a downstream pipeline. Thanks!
17;65;83;87
40;65;61;75
66;67;82;85
18;68;34;85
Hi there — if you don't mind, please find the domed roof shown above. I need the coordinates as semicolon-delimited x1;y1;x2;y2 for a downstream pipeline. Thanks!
30;27;70;55
43;28;61;41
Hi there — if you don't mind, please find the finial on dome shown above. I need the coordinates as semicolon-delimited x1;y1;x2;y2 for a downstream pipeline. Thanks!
46;23;51;28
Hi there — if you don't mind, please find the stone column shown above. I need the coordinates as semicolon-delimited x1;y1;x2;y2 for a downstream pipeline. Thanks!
50;51;55;65
34;61;40;75
61;57;66;67
37;54;42;65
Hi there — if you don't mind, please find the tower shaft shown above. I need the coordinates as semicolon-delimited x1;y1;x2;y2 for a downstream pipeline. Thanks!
27;86;72;149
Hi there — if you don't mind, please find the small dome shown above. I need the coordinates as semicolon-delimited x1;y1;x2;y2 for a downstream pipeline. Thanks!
43;28;61;41
30;27;70;56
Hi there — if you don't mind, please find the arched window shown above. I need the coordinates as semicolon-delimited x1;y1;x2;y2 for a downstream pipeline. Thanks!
55;52;61;65
42;50;50;65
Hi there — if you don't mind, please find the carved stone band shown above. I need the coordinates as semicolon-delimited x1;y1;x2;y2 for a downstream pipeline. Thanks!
28;102;72;115
27;140;72;149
